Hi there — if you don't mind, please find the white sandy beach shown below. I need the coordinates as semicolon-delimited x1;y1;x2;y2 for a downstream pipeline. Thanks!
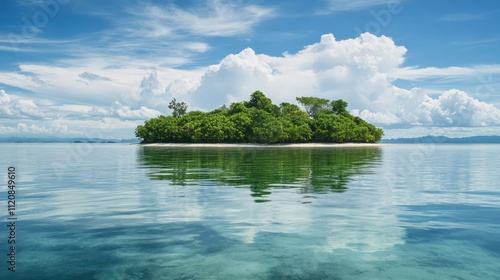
140;143;383;148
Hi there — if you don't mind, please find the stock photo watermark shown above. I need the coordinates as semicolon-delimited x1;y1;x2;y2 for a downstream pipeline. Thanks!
475;74;498;100
6;167;17;273
354;0;403;36
8;0;69;51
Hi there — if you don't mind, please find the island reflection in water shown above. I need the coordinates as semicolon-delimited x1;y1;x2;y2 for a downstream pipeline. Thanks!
138;146;382;203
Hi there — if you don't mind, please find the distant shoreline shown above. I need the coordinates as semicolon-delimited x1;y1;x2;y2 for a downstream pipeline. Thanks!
139;143;383;148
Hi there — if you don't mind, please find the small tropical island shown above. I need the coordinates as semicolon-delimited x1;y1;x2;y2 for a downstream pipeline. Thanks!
135;91;384;144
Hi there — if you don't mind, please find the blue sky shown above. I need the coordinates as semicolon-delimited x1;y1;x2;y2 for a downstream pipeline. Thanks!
1;0;500;139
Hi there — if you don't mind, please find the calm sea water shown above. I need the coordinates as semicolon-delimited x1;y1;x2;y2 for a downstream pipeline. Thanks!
0;143;499;279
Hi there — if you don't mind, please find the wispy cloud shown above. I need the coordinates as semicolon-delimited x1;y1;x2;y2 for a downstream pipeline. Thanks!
0;45;34;52
2;0;275;70
14;0;46;7
5;1;276;70
324;0;399;12
453;37;500;46
128;0;276;38
391;65;500;80
0;38;80;53
0;38;80;45
79;72;112;81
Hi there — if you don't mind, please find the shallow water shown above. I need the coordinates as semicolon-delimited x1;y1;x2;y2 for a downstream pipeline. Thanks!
0;143;499;279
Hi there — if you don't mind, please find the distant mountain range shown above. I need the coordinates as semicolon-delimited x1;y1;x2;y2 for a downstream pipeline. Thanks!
381;135;500;144
0;137;140;143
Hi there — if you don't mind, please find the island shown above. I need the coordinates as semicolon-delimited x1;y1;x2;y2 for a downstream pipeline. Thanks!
135;91;384;144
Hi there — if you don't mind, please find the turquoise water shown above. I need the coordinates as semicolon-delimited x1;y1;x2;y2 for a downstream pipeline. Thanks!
0;143;499;279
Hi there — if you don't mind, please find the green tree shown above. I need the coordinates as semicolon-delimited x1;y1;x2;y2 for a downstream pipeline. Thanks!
168;98;188;118
135;91;384;144
296;96;330;118
229;112;252;142
280;102;312;142
193;113;235;143
228;102;247;115
177;111;204;142
245;90;280;115
210;104;229;115
331;99;349;116
310;112;336;142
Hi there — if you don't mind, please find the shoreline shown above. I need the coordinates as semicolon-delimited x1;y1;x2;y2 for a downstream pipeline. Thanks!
139;143;383;148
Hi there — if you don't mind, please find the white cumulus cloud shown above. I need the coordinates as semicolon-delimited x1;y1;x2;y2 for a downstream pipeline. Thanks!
0;89;51;119
156;33;500;133
112;102;162;120
87;102;162;121
0;89;161;138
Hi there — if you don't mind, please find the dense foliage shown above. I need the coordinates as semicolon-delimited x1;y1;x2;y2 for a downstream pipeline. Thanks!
135;91;384;143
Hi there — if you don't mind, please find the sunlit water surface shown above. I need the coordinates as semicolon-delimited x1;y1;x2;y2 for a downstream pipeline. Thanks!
0;143;499;279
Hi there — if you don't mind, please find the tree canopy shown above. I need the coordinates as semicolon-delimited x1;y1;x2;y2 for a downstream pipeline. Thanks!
168;98;187;118
135;91;384;144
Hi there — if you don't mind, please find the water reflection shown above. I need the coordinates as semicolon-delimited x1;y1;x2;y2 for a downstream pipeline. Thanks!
1;144;499;279
138;146;382;202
